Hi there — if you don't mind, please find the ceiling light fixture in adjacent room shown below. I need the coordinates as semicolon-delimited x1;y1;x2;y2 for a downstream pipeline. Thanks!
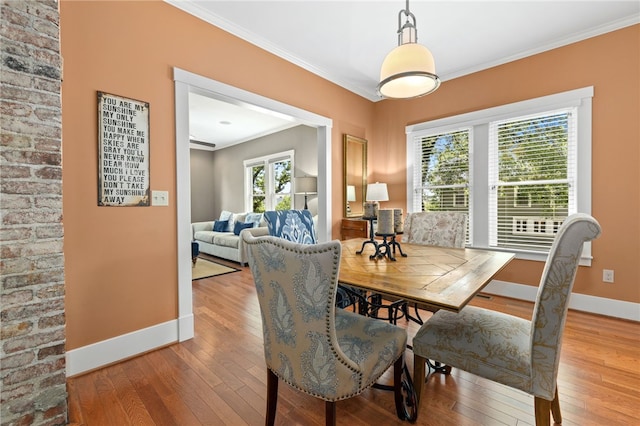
377;0;440;99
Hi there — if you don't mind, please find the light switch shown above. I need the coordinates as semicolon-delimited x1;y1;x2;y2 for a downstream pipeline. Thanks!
152;190;169;206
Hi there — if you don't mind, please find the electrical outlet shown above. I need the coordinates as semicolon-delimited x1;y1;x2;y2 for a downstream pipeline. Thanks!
151;190;169;206
602;269;614;283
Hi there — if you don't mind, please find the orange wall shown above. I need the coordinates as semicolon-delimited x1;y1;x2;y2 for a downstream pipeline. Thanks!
61;1;638;350
371;25;640;303
60;0;373;349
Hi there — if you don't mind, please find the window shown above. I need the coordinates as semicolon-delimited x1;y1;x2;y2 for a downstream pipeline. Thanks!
488;109;576;251
411;129;471;242
407;87;593;264
244;150;293;212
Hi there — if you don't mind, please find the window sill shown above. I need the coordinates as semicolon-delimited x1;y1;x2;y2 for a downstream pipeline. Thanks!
469;245;593;267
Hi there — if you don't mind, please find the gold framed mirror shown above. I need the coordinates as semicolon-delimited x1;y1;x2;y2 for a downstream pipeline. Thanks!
343;134;367;217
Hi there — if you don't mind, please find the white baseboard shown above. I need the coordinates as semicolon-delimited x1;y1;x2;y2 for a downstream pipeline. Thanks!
485;280;640;322
178;313;194;341
66;319;179;377
66;281;638;377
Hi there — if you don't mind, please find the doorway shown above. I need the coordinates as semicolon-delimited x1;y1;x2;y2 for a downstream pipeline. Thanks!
173;68;333;341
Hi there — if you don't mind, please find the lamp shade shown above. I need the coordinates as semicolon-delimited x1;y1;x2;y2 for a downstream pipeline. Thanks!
377;0;440;99
366;182;389;202
346;185;356;202
295;176;317;194
378;43;440;99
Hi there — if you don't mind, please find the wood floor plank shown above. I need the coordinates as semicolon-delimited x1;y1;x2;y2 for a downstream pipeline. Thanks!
66;379;85;426
67;255;640;425
169;343;224;388
147;348;232;424
212;382;264;425
122;357;181;426
92;368;136;425
128;351;205;426
105;364;156;425
69;371;104;425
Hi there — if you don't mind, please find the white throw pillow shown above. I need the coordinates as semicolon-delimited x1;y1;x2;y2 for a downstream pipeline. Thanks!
219;210;234;232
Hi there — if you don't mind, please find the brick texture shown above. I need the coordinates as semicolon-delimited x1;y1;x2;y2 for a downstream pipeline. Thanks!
1;1;67;425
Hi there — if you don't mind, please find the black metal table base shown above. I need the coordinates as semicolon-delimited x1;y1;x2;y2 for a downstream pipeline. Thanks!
428;361;452;375
337;286;417;421
340;287;453;380
373;362;418;422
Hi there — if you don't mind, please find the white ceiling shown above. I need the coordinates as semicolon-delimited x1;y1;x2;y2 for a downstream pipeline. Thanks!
171;0;639;150
188;92;299;150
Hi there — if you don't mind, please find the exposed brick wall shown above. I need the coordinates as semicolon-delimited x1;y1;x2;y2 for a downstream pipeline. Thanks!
1;1;66;425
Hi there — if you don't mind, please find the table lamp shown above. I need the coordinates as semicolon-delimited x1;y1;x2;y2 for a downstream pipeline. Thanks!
295;176;317;210
364;182;388;218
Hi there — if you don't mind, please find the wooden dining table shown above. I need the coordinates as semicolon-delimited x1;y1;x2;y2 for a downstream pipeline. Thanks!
338;238;515;421
339;238;515;313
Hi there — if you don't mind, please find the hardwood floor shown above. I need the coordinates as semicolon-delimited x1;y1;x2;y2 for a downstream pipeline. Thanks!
67;255;640;425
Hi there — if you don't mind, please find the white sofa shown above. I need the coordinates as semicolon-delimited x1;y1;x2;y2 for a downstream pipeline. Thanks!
192;212;268;265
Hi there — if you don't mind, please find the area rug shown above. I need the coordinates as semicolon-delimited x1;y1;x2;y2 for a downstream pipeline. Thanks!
192;258;240;280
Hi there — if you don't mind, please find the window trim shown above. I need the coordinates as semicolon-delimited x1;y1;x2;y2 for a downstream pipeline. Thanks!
406;86;593;265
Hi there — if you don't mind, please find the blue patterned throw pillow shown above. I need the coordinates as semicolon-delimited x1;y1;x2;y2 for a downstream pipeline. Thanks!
213;220;228;232
233;221;254;236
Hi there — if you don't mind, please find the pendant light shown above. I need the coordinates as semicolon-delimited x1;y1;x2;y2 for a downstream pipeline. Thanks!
377;0;440;99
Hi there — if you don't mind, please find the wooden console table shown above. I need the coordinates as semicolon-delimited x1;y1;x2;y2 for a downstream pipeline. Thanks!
341;218;368;240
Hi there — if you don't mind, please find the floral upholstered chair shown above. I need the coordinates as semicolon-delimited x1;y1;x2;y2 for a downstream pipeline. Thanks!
264;209;358;310
242;234;414;425
411;213;601;426
402;211;467;248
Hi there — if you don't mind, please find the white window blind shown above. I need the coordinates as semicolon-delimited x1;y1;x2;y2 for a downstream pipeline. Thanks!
412;129;471;243
488;109;577;251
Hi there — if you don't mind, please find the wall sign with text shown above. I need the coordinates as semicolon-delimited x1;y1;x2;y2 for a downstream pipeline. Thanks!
97;91;150;206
